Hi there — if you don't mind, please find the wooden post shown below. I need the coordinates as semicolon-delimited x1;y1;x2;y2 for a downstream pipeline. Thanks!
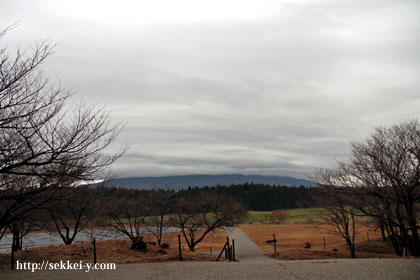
273;234;277;252
367;232;370;242
216;241;228;261
178;235;182;261
226;237;231;261
93;238;97;264
210;246;212;256
323;237;326;250
10;241;14;271
232;239;236;262
403;247;406;258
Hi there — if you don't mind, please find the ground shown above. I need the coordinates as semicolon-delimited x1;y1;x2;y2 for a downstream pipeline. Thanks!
240;224;400;260
3;258;420;279
3;227;419;279
0;209;416;273
0;228;227;271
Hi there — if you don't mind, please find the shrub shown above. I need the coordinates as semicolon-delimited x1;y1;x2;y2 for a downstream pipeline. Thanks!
269;210;289;224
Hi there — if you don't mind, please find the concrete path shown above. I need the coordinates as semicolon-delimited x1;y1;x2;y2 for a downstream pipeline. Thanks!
226;227;271;262
4;259;420;280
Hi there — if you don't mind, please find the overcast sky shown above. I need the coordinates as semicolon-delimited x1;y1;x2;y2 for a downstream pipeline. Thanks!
1;0;420;179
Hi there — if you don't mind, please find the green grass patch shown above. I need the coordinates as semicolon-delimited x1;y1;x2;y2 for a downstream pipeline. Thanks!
244;208;325;224
244;211;272;224
114;208;328;226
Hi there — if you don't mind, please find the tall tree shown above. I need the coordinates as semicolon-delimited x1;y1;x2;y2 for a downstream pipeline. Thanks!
314;119;420;256
0;25;126;236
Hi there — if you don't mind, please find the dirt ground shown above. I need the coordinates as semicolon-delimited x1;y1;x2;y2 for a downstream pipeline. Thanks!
240;224;400;260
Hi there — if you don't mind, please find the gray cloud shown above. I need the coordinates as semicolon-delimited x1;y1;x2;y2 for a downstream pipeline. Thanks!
1;0;420;179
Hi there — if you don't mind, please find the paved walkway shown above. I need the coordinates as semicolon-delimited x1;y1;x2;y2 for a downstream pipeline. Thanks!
226;227;271;262
4;259;420;280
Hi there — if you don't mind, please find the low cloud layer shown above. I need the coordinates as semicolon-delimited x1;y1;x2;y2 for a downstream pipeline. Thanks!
1;0;420;178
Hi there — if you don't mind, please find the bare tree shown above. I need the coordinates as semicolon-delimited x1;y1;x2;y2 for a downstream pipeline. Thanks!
171;194;246;252
43;186;100;245
146;190;174;246
312;184;357;258
107;194;149;243
8;215;33;251
0;175;62;236
314;119;420;256
0;25;126;236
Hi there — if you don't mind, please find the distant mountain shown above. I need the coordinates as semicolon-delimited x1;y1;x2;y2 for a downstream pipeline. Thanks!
103;174;314;190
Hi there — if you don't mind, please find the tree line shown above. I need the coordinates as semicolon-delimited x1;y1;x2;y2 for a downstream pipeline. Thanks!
3;186;247;252
177;183;318;210
2;182;317;252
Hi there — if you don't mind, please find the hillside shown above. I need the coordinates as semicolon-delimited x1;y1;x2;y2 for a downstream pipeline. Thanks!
104;174;313;190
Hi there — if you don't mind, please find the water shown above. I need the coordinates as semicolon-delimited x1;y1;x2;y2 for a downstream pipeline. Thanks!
0;227;180;253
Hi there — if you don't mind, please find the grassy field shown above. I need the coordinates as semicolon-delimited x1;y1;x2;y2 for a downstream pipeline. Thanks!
244;208;324;224
119;208;321;225
125;207;352;225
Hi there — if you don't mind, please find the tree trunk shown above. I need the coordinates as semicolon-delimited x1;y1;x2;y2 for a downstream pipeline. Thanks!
349;244;356;258
345;236;356;258
12;232;18;252
158;215;164;246
386;224;402;256
408;220;420;256
380;223;386;242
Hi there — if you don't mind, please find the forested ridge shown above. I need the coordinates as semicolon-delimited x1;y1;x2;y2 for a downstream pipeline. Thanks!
98;183;318;211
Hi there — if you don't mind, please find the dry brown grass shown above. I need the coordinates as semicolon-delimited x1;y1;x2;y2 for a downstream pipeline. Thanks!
0;228;227;271
240;224;400;260
148;228;227;254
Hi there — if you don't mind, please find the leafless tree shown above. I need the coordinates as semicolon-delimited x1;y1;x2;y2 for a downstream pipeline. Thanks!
312;184;357;258
107;194;149;242
8;215;33;251
0;175;62;236
171;194;246;252
0;25;126;236
314;119;420;256
146;190;174;246
43;186;100;245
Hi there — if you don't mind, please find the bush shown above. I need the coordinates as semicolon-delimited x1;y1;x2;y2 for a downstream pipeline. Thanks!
269;210;289;224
